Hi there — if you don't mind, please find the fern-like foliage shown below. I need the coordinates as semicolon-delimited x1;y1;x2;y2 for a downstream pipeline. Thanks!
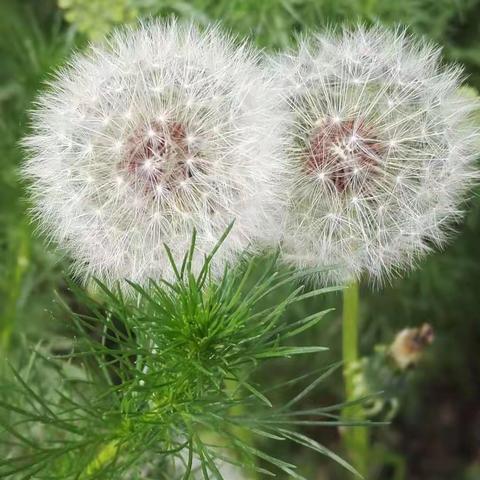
0;231;356;479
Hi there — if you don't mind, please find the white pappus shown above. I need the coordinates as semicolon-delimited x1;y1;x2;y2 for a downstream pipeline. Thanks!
22;20;288;287
273;25;479;284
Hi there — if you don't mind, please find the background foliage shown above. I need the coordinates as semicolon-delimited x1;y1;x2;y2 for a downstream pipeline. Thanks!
1;0;480;478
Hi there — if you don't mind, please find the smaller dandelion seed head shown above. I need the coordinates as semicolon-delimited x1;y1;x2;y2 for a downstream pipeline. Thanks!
274;24;479;285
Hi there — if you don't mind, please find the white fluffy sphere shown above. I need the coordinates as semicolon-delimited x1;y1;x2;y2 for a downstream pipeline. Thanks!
274;26;479;284
23;20;287;286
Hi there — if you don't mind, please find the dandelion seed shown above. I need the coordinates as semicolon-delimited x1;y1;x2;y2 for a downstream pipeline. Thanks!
22;20;287;287
274;25;479;284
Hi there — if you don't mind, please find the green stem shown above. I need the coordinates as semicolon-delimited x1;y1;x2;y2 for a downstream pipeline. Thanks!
342;282;359;400
1;224;30;353
83;439;119;477
342;281;369;476
83;381;250;478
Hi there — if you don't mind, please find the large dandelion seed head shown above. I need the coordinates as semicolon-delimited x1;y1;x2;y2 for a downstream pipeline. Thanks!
275;26;479;284
23;20;287;286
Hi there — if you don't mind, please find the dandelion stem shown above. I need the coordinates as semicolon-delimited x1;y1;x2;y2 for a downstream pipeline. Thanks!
342;281;369;476
342;282;359;399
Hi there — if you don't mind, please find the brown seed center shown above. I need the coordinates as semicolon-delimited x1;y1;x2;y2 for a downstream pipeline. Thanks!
122;120;197;195
306;117;383;193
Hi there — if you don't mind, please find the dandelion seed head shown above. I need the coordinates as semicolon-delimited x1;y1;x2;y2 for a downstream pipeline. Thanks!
274;25;479;284
22;20;287;287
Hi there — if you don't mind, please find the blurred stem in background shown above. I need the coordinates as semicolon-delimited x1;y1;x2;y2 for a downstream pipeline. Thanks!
342;282;369;476
1;221;30;353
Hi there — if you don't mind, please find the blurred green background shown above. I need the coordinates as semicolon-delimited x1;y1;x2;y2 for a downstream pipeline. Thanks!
1;0;480;478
